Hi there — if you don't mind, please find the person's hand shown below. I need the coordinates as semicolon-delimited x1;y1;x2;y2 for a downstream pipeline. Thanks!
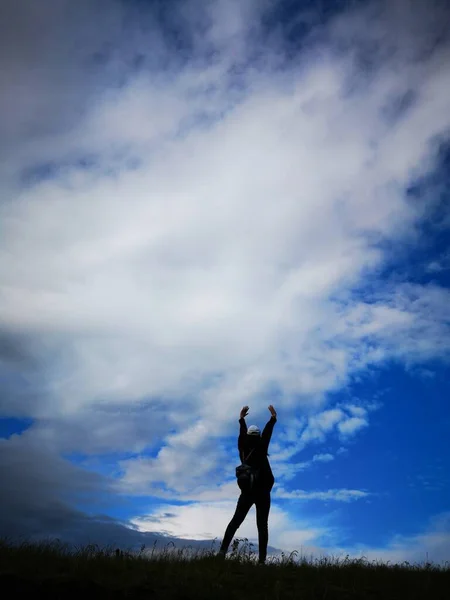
268;405;277;418
240;406;249;419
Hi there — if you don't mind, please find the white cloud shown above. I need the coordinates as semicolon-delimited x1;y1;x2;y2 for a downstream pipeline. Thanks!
338;417;369;437
427;261;445;273
131;499;331;551
275;487;370;503
312;453;334;463
117;437;227;495
299;409;345;444
345;405;367;418
132;501;237;541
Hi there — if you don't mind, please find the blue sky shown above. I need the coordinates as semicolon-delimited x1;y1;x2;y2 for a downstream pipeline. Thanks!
1;0;450;562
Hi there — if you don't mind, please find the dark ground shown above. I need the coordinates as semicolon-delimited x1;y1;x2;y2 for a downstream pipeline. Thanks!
1;539;449;599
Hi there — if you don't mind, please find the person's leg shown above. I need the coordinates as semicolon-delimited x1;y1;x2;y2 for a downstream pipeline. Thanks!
219;492;254;555
255;490;271;564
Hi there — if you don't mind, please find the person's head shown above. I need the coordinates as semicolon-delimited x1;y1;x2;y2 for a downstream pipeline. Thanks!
247;425;261;437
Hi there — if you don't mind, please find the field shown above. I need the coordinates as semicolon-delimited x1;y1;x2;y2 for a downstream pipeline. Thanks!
1;538;449;599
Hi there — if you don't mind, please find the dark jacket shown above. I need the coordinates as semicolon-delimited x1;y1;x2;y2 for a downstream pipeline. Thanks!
238;416;277;492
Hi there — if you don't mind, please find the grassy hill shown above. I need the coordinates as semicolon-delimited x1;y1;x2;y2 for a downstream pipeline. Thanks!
1;538;449;599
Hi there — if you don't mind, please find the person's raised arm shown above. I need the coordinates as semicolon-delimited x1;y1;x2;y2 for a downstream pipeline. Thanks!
238;405;249;457
261;405;277;451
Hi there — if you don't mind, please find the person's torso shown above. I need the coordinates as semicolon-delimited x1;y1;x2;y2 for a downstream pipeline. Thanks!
240;440;274;489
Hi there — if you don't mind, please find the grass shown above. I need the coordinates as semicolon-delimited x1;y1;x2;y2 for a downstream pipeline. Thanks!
1;537;449;599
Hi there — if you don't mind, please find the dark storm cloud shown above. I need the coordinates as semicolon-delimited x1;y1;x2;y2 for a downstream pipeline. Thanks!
0;1;111;147
29;402;174;454
0;433;105;535
0;328;53;418
0;330;32;365
0;432;217;550
0;0;183;184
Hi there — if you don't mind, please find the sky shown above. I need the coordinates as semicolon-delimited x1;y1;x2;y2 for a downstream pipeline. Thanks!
1;0;450;564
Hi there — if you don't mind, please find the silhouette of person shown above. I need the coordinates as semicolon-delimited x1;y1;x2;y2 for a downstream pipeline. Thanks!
219;404;277;564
